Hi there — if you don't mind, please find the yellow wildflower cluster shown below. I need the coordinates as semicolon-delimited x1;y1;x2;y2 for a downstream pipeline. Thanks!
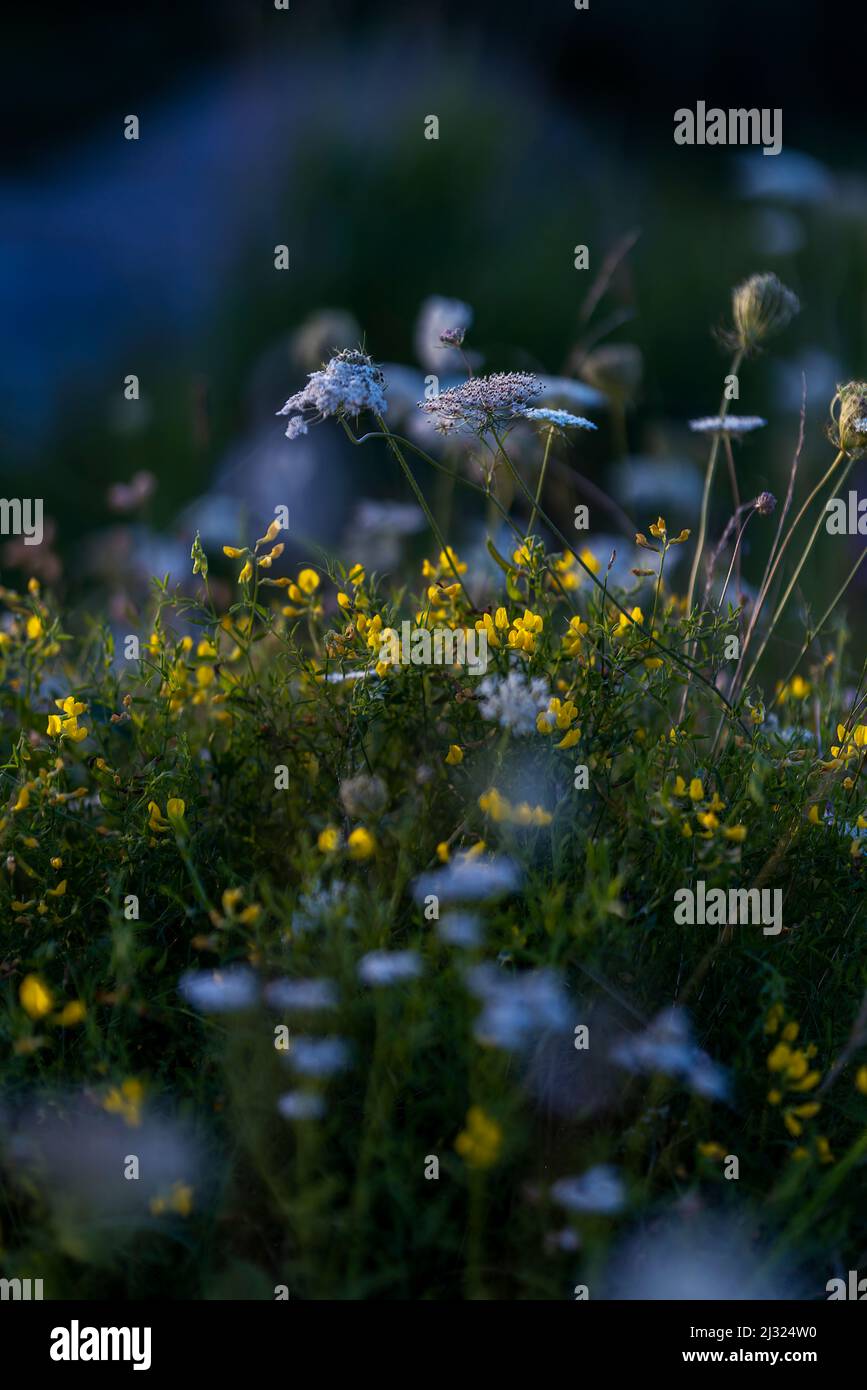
281;567;322;619
223;518;287;590
455;1106;502;1169
46;695;89;743
18;974;86;1028
547;546;600;592
536;695;580;748
634;515;690;553
764;1006;828;1155
508;608;543;655
147;798;186;837
669;775;746;843
316;825;376;860
474;607;509;649
478;788;552;827
336;563;369;613
562;614;589;658
150;1181;194;1218
103;1078;145;1128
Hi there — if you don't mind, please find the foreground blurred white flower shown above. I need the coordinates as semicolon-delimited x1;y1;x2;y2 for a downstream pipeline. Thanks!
412;852;522;906
358;950;422;986
277;349;387;439
478;670;551;736
550;1165;626;1215
610;1008;728;1101
179;967;258;1014
263;978;338;1012
465;963;571;1050
288;1037;351;1077
277;1091;326;1121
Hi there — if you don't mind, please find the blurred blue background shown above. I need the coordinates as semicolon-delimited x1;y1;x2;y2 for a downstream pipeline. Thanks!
2;0;864;631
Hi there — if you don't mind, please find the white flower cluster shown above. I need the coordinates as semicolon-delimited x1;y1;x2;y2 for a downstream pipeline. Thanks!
418;371;542;435
519;407;597;430
477;670;551;736
465;963;572;1051
688;415;766;435
277;349;388;440
610;1007;728;1100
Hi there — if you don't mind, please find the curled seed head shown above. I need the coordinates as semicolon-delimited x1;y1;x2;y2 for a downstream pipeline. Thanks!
828;381;867;456
728;273;800;353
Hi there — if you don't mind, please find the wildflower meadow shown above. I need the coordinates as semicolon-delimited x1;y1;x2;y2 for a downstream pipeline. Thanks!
1;264;865;1305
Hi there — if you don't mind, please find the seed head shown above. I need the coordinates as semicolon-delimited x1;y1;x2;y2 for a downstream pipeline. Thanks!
727;273;799;353
828;382;867;456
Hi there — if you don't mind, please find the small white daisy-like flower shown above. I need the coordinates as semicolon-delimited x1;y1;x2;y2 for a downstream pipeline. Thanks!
519;408;598;430
277;349;387;440
418;371;542;435
688;415;767;435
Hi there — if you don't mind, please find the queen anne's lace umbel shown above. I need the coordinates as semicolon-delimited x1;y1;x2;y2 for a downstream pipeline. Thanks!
418;371;542;435
277;349;388;439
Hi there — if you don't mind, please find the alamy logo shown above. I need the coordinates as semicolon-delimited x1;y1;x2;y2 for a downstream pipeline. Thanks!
379;621;488;676
50;1321;152;1371
825;491;867;535
674;103;782;156
0;498;43;546
827;1271;867;1299
0;1277;43;1299
674;881;782;936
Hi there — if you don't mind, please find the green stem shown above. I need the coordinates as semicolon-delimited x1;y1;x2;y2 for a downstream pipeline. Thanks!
528;426;555;537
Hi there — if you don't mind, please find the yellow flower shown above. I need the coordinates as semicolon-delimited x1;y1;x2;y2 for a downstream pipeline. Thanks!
297;568;320;595
103;1078;144;1128
697;1141;726;1160
445;745;463;765
688;778;704;801
223;545;244;558
20;974;54;1019
616;605;644;635
45;879;67;898
26;615;43;640
856;1066;867;1095
723;825;747;843
347;827;376;860
436;841;450;863
147;801;170;833
238;560;253;584
317;826;341;853
54;1000;86;1027
12;784;31;813
455;1106;502;1169
166;798;186;824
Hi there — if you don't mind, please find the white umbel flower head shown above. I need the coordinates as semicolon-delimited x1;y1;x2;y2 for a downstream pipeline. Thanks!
689;415;767;435
277;348;387;440
519;408;598;431
418;371;542;435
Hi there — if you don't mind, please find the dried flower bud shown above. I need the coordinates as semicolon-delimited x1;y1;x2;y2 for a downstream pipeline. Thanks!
728;273;799;353
755;491;777;516
828;381;867;456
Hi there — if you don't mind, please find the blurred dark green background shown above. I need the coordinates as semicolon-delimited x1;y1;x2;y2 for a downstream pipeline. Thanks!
2;0;865;633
